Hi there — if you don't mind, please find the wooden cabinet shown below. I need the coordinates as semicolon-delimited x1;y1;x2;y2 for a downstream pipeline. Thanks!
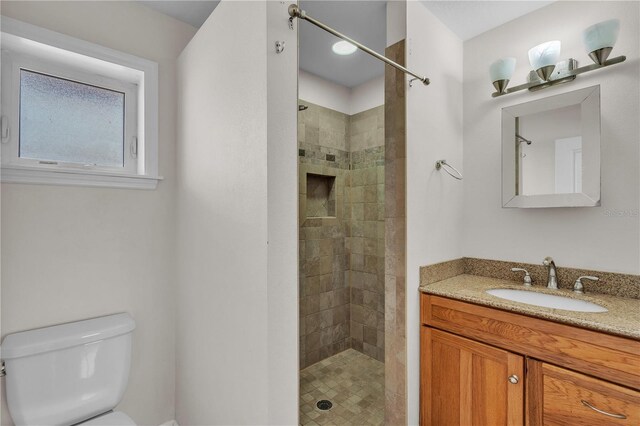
420;293;640;426
421;327;524;425
527;360;640;425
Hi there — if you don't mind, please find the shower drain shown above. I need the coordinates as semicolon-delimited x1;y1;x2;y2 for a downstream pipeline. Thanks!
316;400;333;411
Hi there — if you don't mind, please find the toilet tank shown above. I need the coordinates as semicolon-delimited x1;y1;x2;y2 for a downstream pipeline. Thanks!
1;313;135;426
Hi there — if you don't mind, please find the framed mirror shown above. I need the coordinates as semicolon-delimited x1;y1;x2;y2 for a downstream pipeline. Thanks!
502;85;601;208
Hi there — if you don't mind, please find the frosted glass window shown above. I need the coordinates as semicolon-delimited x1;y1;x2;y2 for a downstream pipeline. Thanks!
19;69;125;167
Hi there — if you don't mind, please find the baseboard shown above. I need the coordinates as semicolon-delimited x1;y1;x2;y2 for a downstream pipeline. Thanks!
159;420;178;426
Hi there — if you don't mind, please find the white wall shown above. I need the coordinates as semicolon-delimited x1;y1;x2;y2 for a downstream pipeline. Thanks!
406;2;464;424
266;2;299;423
299;70;351;114
350;76;385;115
0;2;196;425
176;1;268;422
463;1;640;274
299;70;384;115
387;0;406;47
176;1;298;424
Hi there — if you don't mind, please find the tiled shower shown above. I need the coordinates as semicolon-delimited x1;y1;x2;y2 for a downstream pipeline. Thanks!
298;101;385;369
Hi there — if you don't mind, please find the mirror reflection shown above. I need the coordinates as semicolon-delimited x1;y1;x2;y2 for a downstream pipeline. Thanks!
516;104;583;196
502;85;600;208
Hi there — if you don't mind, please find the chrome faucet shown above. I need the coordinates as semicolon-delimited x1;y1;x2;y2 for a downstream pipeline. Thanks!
543;257;558;289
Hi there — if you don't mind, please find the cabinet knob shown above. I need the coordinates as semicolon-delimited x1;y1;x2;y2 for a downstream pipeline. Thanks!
508;375;519;384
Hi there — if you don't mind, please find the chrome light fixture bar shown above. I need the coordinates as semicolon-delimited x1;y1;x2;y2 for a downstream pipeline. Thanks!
288;4;430;86
492;55;626;98
491;18;625;98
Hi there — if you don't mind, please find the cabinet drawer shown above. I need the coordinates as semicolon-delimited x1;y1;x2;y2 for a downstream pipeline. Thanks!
528;361;640;425
421;294;640;389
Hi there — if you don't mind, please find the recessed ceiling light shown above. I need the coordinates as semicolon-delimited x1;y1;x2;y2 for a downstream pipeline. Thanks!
332;41;357;55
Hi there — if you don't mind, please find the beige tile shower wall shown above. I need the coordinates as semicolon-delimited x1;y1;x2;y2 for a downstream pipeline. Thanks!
350;107;385;152
299;101;350;163
299;102;351;369
298;100;386;368
384;40;407;426
347;106;385;362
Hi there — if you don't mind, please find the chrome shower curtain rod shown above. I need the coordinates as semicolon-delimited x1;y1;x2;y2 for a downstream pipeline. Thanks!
288;4;430;86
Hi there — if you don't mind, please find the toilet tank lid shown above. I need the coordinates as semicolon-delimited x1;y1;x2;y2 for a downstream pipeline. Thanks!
1;313;135;360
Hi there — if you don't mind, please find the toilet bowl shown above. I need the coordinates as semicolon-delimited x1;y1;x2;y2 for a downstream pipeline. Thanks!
0;313;137;426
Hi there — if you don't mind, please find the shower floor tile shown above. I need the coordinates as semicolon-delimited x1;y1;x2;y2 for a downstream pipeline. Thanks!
299;349;384;426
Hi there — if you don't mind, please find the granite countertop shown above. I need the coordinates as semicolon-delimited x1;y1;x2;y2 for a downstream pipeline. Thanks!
420;274;640;340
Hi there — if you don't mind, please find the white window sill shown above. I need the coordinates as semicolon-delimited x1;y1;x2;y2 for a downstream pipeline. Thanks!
1;164;162;190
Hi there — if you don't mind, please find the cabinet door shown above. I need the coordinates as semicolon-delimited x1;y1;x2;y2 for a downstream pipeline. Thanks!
527;359;640;426
421;327;524;426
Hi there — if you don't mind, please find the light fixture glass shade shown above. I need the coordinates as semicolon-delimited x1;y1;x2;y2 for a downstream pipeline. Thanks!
489;57;516;83
528;41;561;70
583;19;620;64
332;40;357;55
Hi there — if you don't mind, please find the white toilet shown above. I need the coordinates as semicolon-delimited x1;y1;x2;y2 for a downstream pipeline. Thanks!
1;313;137;426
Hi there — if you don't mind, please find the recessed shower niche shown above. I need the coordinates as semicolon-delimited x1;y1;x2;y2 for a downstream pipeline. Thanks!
306;173;336;218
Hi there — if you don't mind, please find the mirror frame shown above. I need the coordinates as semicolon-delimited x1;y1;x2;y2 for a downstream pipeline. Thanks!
502;85;601;208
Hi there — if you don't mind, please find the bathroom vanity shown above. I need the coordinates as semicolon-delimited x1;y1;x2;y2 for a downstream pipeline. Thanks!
419;275;640;425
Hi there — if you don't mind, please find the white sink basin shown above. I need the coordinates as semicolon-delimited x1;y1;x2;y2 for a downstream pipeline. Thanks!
485;288;608;313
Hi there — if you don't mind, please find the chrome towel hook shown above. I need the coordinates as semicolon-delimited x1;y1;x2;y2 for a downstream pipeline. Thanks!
435;160;463;180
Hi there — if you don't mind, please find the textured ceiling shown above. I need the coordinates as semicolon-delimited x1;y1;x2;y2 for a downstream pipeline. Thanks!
421;1;555;41
138;1;556;88
139;1;219;28
298;1;387;88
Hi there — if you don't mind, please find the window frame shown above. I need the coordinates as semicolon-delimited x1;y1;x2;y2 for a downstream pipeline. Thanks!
0;17;160;190
3;53;139;175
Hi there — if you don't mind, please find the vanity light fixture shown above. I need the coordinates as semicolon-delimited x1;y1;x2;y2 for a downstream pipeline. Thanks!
489;57;516;94
528;41;561;81
583;19;620;65
490;19;626;98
